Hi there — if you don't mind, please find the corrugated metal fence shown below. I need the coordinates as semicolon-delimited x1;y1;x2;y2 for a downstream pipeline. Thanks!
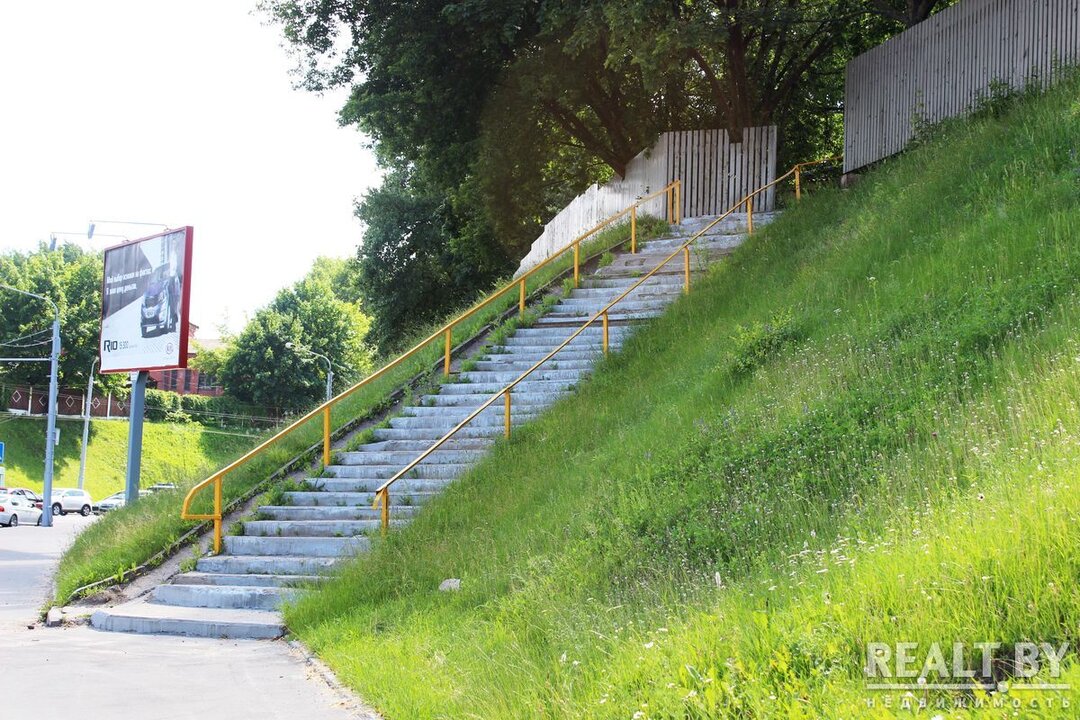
844;0;1080;172
516;126;777;274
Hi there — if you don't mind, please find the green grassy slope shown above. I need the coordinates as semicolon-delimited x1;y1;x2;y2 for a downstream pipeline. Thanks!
0;416;252;501
285;77;1080;717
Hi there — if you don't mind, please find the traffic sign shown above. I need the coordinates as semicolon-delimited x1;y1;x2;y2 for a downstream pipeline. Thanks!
0;441;5;463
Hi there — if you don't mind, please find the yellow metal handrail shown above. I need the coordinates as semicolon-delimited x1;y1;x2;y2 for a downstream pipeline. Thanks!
372;158;837;529
182;181;682;552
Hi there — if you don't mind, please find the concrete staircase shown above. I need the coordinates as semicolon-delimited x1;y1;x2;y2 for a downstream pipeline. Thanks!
90;213;769;639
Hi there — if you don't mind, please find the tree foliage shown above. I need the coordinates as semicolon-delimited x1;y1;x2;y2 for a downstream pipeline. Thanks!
261;0;956;349
220;257;374;411
0;243;122;394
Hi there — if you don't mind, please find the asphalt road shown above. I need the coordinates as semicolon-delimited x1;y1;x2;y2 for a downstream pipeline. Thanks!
0;512;376;720
0;513;95;626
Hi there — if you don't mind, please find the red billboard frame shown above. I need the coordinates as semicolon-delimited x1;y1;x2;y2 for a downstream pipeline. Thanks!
98;226;194;374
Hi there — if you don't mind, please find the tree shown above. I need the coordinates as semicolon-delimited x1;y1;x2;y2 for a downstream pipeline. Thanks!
0;243;123;394
220;259;374;411
261;1;932;348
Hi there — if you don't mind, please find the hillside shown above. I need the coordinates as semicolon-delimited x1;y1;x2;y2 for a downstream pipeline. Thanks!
283;76;1080;716
0;416;252;501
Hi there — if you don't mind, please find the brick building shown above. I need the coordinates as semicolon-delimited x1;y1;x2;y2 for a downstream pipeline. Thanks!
147;323;224;397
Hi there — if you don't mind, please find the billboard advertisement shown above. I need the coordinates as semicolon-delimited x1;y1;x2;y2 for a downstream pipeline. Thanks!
99;227;193;374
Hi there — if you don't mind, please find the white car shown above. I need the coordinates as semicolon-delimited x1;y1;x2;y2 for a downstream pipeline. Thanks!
51;488;93;517
95;492;126;513
0;493;43;527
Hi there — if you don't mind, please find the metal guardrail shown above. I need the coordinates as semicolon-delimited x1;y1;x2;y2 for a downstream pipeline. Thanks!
371;158;839;530
181;182;682;553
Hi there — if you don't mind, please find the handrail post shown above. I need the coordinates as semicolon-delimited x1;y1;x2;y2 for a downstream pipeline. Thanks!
667;185;674;223
683;246;691;293
573;242;580;288
747;196;754;235
630;206;637;254
675;181;682;225
322;406;331;466
380;489;389;534
519;279;526;315
444;328;452;377
503;390;511;439
213;476;223;554
795;166;802;201
602;312;609;354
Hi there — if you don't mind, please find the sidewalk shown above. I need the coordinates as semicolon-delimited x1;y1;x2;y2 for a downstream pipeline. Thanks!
0;520;377;720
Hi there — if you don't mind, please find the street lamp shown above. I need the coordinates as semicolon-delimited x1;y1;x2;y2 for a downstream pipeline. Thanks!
88;220;169;239
0;284;61;527
77;358;98;490
285;342;334;402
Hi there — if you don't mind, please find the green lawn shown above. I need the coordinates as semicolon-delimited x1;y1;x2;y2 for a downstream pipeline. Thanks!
0;416;252;501
284;76;1080;717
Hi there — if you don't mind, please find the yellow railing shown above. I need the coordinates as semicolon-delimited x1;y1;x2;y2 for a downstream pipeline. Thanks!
181;181;682;552
371;157;838;529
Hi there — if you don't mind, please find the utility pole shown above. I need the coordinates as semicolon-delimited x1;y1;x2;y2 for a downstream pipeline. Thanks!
0;284;61;527
77;358;98;490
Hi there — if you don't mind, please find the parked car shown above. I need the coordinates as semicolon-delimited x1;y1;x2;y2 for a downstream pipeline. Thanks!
0;493;43;527
3;487;44;509
51;488;93;517
94;491;128;513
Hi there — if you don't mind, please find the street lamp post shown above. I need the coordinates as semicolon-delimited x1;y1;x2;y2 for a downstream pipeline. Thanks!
0;284;61;527
285;342;333;402
77;358;98;490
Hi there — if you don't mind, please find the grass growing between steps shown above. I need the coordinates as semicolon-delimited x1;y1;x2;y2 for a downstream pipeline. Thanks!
285;76;1080;717
52;214;670;605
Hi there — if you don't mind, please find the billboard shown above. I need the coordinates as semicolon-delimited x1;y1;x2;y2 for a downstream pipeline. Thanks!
99;227;193;374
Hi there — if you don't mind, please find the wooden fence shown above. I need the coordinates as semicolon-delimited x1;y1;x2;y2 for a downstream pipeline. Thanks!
516;126;777;274
844;0;1080;172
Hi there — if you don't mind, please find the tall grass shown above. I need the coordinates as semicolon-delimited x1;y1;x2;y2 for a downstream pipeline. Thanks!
53;213;670;604
284;75;1080;717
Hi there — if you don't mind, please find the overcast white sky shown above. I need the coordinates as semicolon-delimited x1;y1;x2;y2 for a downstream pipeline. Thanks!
0;1;380;335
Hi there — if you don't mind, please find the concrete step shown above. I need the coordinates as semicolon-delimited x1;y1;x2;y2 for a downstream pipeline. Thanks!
479;348;605;361
563;286;681;300
258;504;421;521
534;310;662;324
152;582;297;611
91;600;285;639
336;447;487;464
389;409;540;428
298;474;449;492
423;391;565;407
373;425;505;441
467;359;594;373
354;438;495;452
321;463;468;481
456;369;583;384
437;379;577;395
196;554;340;576
222;535;368;557
508;325;629;338
583;275;686;289
550;298;671;313
282;490;439;507
172;572;325;588
243;519;394;537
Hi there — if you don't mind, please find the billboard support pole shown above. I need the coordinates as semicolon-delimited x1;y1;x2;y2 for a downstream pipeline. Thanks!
124;371;148;503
